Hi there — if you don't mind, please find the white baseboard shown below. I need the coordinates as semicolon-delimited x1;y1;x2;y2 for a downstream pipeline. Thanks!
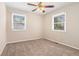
45;37;79;50
7;36;42;44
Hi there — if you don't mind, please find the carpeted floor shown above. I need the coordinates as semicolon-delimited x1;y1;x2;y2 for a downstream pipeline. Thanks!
1;39;79;56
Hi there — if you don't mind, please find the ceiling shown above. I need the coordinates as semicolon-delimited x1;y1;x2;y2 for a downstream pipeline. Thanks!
5;2;72;15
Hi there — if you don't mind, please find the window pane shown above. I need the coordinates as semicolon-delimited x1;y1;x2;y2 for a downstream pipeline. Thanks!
54;14;65;23
13;23;24;29
54;23;64;30
13;15;24;23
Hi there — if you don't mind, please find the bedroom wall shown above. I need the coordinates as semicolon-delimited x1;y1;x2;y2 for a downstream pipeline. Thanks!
0;3;6;55
6;3;79;50
43;3;79;50
6;7;43;43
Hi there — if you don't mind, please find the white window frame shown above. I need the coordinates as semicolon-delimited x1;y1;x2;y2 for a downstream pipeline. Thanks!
12;13;26;31
52;12;66;32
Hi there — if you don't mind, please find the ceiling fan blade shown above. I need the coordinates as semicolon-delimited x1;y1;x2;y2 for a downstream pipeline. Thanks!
38;2;42;5
32;8;37;12
45;5;54;8
27;3;37;6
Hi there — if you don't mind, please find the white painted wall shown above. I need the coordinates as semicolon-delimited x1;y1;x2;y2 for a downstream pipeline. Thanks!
43;3;79;50
6;7;43;43
0;3;6;55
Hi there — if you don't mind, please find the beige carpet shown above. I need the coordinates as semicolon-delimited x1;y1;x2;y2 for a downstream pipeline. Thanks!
1;39;79;56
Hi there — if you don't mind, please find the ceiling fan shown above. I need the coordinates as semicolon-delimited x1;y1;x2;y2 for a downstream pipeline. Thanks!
27;2;54;13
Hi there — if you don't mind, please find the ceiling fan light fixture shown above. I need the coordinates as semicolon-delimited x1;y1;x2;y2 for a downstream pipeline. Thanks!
39;7;45;10
27;2;54;13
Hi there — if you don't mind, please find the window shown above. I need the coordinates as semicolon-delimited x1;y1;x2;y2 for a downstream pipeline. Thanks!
52;12;66;32
12;13;26;31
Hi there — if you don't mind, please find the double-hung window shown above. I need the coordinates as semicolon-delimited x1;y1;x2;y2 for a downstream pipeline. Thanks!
52;12;66;32
12;13;26;31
